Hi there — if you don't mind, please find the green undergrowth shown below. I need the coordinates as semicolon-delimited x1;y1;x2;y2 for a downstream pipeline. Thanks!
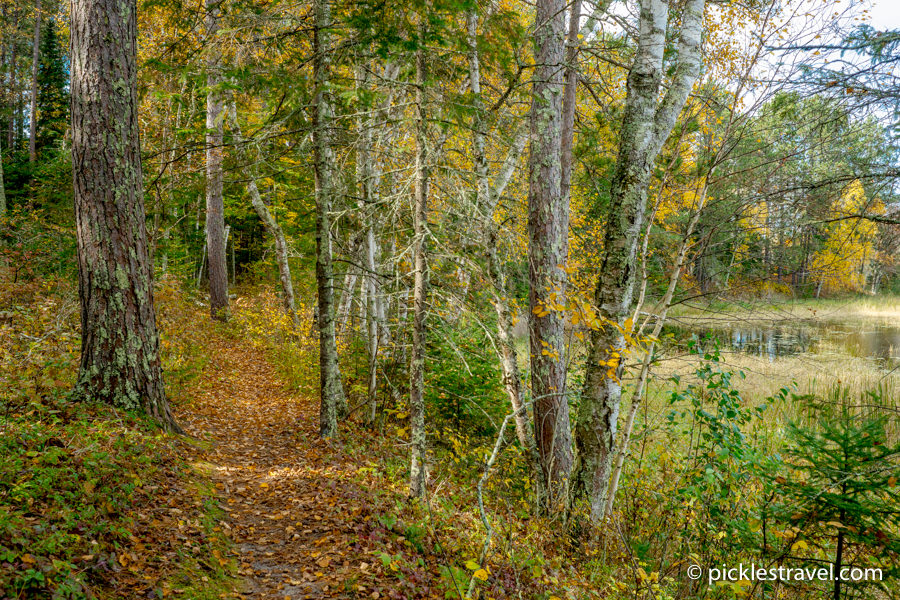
0;273;235;599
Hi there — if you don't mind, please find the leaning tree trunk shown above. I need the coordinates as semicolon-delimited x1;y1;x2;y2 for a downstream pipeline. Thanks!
409;20;429;499
204;0;228;320
528;0;572;511
226;101;300;330
466;10;534;457
70;0;179;431
604;184;708;517
28;0;40;163
574;0;706;522
313;0;347;438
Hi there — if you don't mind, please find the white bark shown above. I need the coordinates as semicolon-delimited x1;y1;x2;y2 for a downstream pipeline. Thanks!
604;183;708;517
27;0;40;163
313;0;347;437
575;0;707;522
409;18;429;499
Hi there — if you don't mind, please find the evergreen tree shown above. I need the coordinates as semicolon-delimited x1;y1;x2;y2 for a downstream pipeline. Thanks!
771;393;900;599
36;18;68;152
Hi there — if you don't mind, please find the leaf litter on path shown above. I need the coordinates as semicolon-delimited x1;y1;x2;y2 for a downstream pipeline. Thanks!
177;335;384;599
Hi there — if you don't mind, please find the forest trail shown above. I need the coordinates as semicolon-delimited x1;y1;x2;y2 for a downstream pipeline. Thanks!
178;335;377;599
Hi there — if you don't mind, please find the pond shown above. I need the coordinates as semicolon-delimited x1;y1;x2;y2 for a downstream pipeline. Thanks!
667;320;900;370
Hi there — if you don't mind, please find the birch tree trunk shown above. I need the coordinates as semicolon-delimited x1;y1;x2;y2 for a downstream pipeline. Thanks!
604;184;708;517
528;0;572;510
313;0;347;438
574;0;706;522
70;0;179;431
205;0;228;320
7;7;18;151
226;101;300;329
355;63;383;424
335;265;358;335
27;0;40;163
409;19;429;499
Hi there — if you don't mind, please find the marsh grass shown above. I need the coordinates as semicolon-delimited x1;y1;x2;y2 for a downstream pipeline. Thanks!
670;294;900;327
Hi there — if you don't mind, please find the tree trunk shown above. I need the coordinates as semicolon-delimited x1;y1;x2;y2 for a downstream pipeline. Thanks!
7;7;18;151
335;264;359;335
0;134;6;216
467;10;534;455
205;0;228;320
28;0;40;163
409;19;429;499
1;3;7;147
604;184;708;517
70;0;179;431
560;0;580;205
226;101;300;329
313;0;346;438
574;0;706;522
528;0;572;511
355;63;382;424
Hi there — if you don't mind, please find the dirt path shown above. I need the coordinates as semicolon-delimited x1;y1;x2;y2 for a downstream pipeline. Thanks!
178;338;377;599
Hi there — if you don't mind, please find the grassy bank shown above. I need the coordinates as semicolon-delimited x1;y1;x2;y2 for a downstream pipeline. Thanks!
669;294;900;327
0;276;237;599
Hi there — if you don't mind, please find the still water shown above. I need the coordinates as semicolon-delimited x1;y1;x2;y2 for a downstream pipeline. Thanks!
668;321;900;368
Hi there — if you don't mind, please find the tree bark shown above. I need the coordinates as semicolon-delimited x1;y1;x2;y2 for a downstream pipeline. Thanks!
27;0;40;163
70;0;179;431
528;0;572;510
409;19;429;499
8;6;19;151
604;184;708;517
313;0;347;438
574;0;706;522
205;0;228;320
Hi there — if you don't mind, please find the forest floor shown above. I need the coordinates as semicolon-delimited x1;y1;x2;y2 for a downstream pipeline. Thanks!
176;329;386;599
2;281;590;600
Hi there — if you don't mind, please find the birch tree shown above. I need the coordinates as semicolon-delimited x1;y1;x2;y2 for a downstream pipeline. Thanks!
27;0;39;163
466;9;534;457
313;0;347;438
409;18;429;499
574;0;707;522
70;0;178;430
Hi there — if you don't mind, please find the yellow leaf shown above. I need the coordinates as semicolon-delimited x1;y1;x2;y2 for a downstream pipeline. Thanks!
465;559;480;571
473;569;489;581
791;539;808;552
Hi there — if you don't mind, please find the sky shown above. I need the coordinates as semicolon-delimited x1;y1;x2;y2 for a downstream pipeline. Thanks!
868;0;900;29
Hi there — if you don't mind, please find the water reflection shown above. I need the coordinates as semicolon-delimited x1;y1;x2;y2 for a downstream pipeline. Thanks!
669;321;900;368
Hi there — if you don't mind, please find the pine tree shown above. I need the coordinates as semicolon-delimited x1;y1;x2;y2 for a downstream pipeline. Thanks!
771;393;900;599
36;18;68;152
